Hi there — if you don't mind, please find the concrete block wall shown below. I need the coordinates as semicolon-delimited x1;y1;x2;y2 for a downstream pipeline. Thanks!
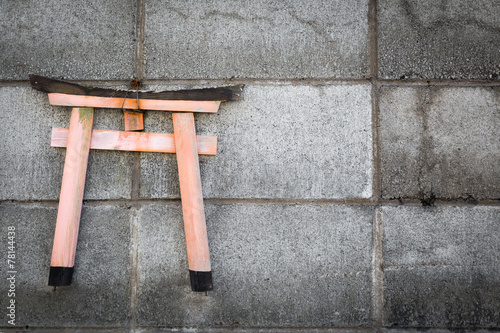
0;0;498;332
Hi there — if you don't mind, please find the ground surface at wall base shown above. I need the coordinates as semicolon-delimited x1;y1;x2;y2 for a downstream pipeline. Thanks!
1;328;499;333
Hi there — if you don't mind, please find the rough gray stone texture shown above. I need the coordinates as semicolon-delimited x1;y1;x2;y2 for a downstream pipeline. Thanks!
1;327;500;333
380;327;500;333
9;330;131;333
0;87;134;200
0;202;131;327
382;205;500;327
380;86;500;200
136;203;373;327
0;327;374;333
144;0;369;79
140;84;373;199
135;330;372;333
383;206;500;267
378;0;500;80
0;0;135;80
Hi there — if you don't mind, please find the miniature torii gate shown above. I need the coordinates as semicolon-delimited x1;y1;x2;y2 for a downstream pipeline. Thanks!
30;75;243;292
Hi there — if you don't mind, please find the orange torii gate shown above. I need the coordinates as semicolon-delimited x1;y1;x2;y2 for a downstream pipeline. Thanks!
30;75;243;292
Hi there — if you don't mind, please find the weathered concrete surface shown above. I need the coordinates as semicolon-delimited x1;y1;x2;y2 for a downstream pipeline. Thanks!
0;329;498;333
380;86;500;201
0;87;134;200
0;329;496;333
140;84;373;199
381;330;500;333
0;0;135;80
384;266;500;328
134;327;376;333
383;206;500;267
136;203;373;327
0;326;131;333
143;0;369;79
379;87;422;199
0;329;374;333
0;202;131;327
378;0;500;80
382;205;500;327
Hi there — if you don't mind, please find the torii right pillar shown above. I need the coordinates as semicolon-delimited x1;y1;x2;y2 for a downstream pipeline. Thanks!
173;112;212;291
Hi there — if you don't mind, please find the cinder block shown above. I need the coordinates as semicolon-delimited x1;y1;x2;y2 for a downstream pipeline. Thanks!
379;87;422;199
380;86;500;200
378;0;500;80
140;84;373;199
0;0;135;80
0;202;132;327
0;87;134;200
136;203;373;327
143;0;370;79
384;266;500;328
383;206;500;267
382;205;500;327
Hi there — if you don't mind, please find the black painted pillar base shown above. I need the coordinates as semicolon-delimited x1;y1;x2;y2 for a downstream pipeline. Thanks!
189;270;213;292
48;266;74;286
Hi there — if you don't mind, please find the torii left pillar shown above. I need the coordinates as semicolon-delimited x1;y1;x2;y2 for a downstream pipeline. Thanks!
49;107;94;286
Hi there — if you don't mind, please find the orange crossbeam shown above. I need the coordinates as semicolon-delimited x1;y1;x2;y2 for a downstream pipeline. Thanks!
48;93;221;113
51;128;217;155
